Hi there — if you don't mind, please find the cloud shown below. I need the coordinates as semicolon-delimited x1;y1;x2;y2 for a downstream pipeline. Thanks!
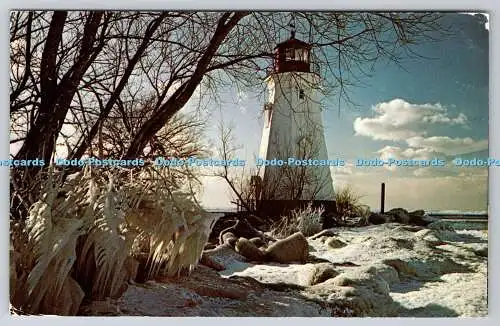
354;99;469;141
406;136;488;155
376;145;441;161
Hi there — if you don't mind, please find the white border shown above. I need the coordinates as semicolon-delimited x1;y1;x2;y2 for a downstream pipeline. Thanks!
1;1;498;325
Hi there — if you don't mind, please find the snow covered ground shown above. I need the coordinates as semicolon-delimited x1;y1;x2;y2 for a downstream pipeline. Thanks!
105;221;487;317
220;223;488;317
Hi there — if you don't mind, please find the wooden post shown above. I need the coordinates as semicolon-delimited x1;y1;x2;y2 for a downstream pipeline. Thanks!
381;182;385;213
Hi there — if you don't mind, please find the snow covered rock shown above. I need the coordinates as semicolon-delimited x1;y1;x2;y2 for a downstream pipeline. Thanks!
264;232;309;263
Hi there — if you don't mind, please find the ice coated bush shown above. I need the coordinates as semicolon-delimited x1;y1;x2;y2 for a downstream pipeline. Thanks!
295;204;324;236
271;203;324;238
10;165;218;314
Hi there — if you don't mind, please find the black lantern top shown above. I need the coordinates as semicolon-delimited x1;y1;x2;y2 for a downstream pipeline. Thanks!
272;35;312;74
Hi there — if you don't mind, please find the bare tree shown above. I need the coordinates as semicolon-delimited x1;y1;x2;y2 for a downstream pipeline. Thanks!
10;10;446;216
212;119;255;213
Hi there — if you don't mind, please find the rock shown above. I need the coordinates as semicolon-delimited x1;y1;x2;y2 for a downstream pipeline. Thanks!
382;258;417;276
235;238;266;262
249;237;267;248
410;213;438;226
326;237;347;249
306;269;398;316
363;264;400;286
306;263;339;285
368;212;393;225
387;208;411;224
410;209;425;217
222;232;238;247
200;252;226;271
265;232;309;263
200;243;247;271
474;247;488;257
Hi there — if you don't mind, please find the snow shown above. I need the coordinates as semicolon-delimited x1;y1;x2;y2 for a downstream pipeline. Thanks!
109;221;487;317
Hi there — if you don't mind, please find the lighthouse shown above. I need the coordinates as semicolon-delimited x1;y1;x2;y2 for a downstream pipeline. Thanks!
256;32;336;216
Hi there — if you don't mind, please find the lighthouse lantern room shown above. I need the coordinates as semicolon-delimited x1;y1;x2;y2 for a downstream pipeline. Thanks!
273;33;312;74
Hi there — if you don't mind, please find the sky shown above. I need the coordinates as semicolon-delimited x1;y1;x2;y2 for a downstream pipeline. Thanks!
198;12;490;212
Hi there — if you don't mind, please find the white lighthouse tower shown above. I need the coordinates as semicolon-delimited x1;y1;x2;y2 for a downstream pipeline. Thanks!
257;32;335;215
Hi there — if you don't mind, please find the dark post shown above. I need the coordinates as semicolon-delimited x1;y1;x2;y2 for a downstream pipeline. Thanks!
380;182;386;213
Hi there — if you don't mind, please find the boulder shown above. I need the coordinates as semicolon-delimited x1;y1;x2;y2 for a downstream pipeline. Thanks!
368;212;393;225
409;211;438;226
306;270;398;316
200;243;247;271
265;232;309;263
387;208;411;224
363;264;400;286
200;252;226;271
235;238;266;262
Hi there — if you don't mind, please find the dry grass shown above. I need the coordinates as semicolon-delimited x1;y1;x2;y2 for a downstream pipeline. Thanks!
271;203;324;238
335;185;370;225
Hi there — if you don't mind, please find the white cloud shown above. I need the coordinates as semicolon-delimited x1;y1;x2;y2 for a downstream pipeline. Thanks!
354;99;469;141
406;136;488;155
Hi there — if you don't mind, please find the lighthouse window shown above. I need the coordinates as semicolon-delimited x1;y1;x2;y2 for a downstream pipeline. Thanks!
299;89;305;99
285;48;294;61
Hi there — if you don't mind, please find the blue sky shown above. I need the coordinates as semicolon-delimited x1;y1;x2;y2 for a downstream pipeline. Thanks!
197;13;489;212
